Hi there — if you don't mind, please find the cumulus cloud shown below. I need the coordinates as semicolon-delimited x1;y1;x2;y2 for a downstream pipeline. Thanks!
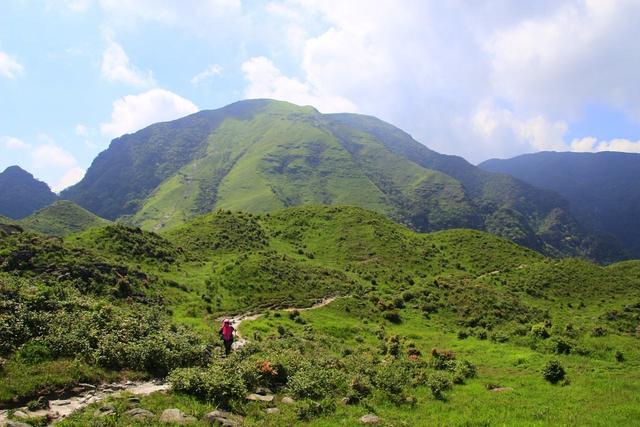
571;137;640;153
52;166;86;192
75;124;89;137
190;64;222;85
241;56;356;113
100;89;199;137
101;40;156;87
486;0;640;118
31;143;78;169
3;136;30;150
0;51;24;79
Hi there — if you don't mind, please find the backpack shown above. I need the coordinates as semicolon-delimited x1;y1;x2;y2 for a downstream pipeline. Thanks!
221;323;234;341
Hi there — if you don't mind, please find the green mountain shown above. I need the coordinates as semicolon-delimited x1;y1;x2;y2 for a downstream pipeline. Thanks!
480;151;640;258
0;165;58;219
1;205;639;425
20;200;111;237
62;99;619;261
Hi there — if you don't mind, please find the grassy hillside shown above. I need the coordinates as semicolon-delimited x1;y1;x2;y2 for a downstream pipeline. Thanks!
1;205;638;425
19;200;111;237
480;151;640;258
61;99;619;261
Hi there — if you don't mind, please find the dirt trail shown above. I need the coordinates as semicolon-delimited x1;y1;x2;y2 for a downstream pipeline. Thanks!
224;296;339;350
0;380;168;425
0;296;340;426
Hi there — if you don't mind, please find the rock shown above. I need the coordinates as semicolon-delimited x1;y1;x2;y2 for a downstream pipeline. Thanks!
340;397;351;405
6;421;32;427
54;400;71;406
490;387;514;392
204;409;243;426
125;408;155;420
93;405;116;418
79;383;96;389
246;393;274;402
255;386;272;394
360;414;381;424
128;397;141;404
265;408;280;415
11;411;28;419
160;408;193;424
280;396;295;405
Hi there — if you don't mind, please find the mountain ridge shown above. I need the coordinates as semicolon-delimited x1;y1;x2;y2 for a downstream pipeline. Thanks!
0;165;58;219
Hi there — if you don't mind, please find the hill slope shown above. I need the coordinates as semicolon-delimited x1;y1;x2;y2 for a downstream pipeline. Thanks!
480;151;640;257
62;99;619;261
20;200;111;236
0;166;58;219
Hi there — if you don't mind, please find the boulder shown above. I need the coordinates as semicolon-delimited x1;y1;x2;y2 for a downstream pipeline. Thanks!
203;409;243;426
360;414;381;424
246;393;274;402
6;421;32;427
125;408;155;420
11;411;28;420
280;396;294;405
265;408;280;415
93;405;116;418
159;408;196;424
490;387;514;392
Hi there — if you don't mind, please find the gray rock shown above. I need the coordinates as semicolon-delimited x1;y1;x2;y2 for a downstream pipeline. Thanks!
490;387;514;392
6;421;32;427
93;405;116;418
265;408;280;415
255;386;272;394
203;410;243;426
55;400;71;406
360;414;381;424
160;408;194;424
246;393;274;402
11;411;28;419
280;396;294;405
125;408;155;420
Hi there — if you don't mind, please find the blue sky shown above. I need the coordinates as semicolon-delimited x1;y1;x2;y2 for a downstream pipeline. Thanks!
1;0;640;192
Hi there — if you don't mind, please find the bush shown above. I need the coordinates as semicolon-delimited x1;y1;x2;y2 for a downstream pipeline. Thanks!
615;350;625;362
542;360;566;384
295;398;336;421
168;363;247;408
16;342;52;364
427;372;452;400
551;338;572;355
287;364;344;400
530;323;550;339
383;310;402;324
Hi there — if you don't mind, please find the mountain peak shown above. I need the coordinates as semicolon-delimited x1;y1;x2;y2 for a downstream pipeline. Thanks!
0;166;57;219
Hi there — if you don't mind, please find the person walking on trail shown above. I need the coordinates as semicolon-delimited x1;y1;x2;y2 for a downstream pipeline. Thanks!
219;319;235;356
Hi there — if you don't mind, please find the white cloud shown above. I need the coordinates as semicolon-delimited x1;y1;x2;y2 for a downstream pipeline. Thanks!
101;89;199;137
486;0;640;118
101;40;155;87
0;51;24;79
31;143;77;169
75;124;89;137
190;64;222;85
571;137;640;154
3;136;30;150
52;166;86;192
241;56;356;113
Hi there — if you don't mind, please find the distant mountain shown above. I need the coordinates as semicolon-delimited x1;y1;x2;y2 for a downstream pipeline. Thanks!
0;165;58;219
480;151;640;258
20;200;111;237
62;99;622;261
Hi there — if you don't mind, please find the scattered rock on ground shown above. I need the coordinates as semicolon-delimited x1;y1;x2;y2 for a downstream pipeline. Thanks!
490;387;514;392
246;393;274;402
159;408;196;424
11;411;28;420
203;409;243;426
255;387;272;394
280;396;294;405
360;414;381;424
6;420;32;427
128;397;141;404
340;397;350;405
94;405;116;418
125;408;155;420
265;408;280;414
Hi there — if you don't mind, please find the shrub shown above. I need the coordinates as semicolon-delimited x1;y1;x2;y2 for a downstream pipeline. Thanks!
295;398;336;421
530;323;550;339
16;342;52;364
373;361;411;398
383;311;402;324
427;372;452;400
542;360;566;384
551;338;572;355
591;326;607;337
287;364;344;400
452;360;476;384
168;363;247;408
615;351;625;362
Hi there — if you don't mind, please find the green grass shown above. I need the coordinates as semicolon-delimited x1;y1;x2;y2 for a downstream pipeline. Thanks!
19;200;110;237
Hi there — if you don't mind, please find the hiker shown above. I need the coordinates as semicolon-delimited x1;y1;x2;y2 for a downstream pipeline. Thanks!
219;319;235;355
